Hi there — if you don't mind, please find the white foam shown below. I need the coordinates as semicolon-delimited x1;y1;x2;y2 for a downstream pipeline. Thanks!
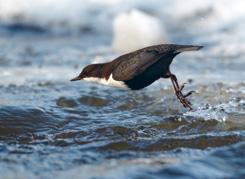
160;0;245;33
1;0;245;55
0;66;75;86
112;9;166;52
183;99;245;122
0;0;108;33
93;0;122;5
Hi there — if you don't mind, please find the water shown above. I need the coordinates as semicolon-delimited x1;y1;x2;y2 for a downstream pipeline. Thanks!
0;0;245;178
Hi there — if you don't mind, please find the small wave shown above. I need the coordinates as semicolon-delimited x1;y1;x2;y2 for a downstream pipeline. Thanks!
99;132;243;152
0;106;60;143
0;23;47;34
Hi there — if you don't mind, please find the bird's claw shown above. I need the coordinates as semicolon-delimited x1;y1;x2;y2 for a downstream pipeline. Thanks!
180;83;187;91
175;91;192;110
183;90;195;98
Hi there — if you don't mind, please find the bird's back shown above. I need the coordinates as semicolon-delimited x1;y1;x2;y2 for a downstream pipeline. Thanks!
113;44;202;64
110;44;202;90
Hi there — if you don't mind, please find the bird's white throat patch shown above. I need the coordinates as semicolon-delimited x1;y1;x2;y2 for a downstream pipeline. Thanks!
83;74;128;88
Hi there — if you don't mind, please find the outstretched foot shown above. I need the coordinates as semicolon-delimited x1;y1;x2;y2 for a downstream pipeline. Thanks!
167;72;194;110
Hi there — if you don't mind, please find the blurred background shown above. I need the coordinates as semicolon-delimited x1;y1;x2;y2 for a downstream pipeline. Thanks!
0;0;244;178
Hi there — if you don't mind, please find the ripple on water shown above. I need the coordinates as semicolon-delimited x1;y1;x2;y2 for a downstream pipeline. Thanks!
0;72;244;179
100;133;243;152
0;106;60;143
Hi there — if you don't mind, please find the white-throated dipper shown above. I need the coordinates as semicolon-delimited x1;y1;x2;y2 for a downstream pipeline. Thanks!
71;44;203;110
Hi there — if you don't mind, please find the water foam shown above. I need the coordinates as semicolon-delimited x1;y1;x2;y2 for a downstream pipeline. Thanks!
112;9;166;52
1;0;244;36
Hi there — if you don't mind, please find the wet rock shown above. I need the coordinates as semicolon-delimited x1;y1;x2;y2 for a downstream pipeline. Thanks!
56;97;78;108
79;96;109;107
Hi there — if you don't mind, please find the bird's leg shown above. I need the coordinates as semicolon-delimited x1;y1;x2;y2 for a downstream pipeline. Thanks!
171;76;191;109
171;79;187;107
168;73;185;105
169;74;194;101
167;72;193;110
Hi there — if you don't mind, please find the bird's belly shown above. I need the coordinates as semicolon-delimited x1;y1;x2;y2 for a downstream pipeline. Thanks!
124;64;166;90
83;75;128;89
124;73;160;90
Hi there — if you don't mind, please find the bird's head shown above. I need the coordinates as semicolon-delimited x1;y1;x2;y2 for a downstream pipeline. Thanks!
70;64;102;81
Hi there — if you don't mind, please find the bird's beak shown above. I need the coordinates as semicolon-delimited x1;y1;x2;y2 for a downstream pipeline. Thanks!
70;75;83;81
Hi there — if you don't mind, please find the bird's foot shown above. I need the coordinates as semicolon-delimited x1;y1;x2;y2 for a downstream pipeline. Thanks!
169;73;194;110
179;83;195;96
175;90;193;110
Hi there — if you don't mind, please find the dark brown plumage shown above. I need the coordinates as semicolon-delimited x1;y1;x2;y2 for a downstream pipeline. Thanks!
71;44;203;110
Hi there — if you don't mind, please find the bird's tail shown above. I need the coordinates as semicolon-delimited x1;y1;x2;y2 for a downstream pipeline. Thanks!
175;45;203;53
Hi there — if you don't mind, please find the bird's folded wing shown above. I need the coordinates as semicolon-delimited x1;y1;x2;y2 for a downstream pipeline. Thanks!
112;50;163;81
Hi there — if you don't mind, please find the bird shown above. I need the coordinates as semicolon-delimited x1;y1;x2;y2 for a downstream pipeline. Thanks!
71;44;203;110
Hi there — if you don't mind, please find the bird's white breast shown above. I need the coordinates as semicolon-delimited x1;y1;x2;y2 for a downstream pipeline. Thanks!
83;74;128;88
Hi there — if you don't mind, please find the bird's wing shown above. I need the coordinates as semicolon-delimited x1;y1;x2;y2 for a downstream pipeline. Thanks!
112;50;163;81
